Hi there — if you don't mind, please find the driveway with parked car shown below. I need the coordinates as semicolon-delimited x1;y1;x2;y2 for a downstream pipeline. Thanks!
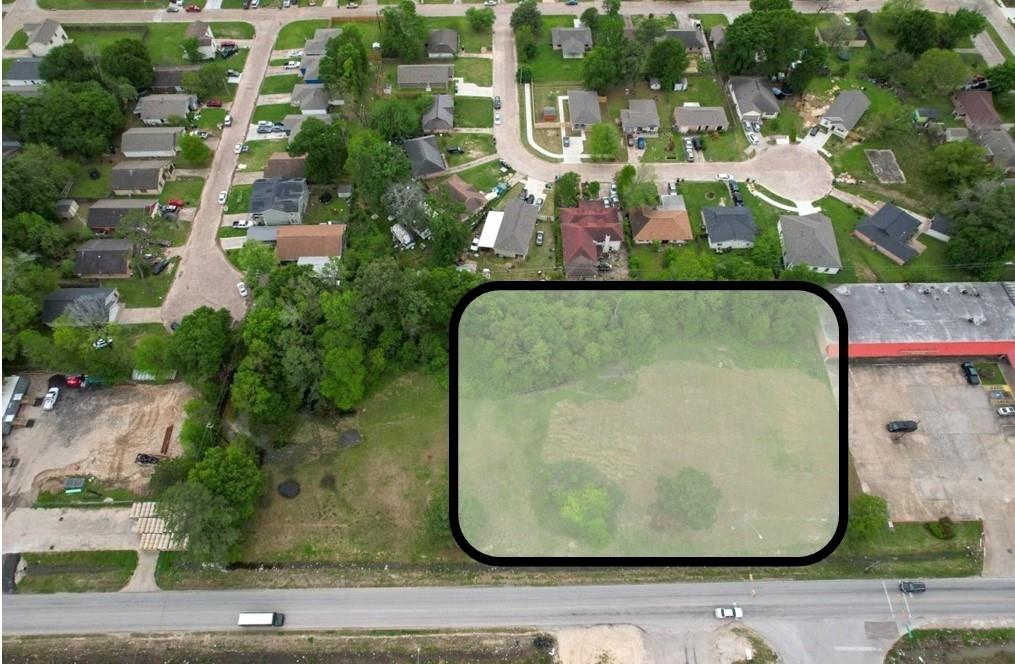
848;361;1015;576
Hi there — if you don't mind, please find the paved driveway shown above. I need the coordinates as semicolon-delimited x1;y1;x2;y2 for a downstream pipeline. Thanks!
848;361;1015;577
3;508;137;553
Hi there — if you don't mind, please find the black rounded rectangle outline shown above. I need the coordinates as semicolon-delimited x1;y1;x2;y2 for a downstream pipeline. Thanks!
449;280;849;567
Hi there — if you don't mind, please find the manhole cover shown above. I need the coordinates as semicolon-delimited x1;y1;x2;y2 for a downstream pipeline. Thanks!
278;481;300;498
339;430;362;448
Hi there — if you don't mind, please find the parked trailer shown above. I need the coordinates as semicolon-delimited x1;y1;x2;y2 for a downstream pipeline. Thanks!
237;612;285;627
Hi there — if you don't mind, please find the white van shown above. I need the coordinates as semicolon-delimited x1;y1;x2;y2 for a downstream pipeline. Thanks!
237;612;285;627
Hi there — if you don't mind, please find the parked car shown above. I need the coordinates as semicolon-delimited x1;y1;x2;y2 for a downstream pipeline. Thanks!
961;362;981;385
234;143;243;154
716;173;732;181
809;126;820;136
135;453;162;465
886;420;918;433
223;114;233;126
257;125;274;134
562;135;570;148
484;0;497;5
347;1;358;6
284;61;301;70
192;130;209;139
206;99;222;108
42;387;60;411
232;219;253;229
446;146;465;154
152;258;171;275
685;149;694;162
536;197;544;206
899;581;927;594
92;337;113;350
747;132;760;145
714;607;743;619
166;3;180;10
493;96;502;110
166;198;185;208
241;144;250;152
494;113;502;125
237;282;249;298
627;134;634;147
636;136;646;149
535;230;545;246
218;191;228;204
998;406;1015;416
692;136;703;150
185;4;201;10
289;49;303;57
65;375;87;388
469;236;480;253
729;181;740;194
170;321;180;332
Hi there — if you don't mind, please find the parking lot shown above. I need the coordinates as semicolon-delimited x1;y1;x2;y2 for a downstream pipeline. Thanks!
2;375;194;510
848;361;1015;576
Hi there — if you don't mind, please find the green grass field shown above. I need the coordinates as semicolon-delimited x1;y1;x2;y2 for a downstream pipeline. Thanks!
100;257;180;307
237;139;288;172
17;551;138;593
438;133;496;166
455;96;494;128
252;104;299;124
69;163;113;199
274;20;329;50
5;31;28;50
455;159;504;191
523;16;585;84
226;184;253;214
159;177;205;206
455;57;493;86
62;23;251;65
259;74;300;95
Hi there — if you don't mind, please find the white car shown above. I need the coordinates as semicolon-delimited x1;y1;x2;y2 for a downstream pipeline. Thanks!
289;49;303;57
714;606;743;619
42;387;60;411
237;282;249;298
283;61;301;70
999;406;1015;416
250;0;259;7
218;191;228;204
223;114;232;127
484;0;496;5
91;337;113;350
469;236;480;252
494;113;502;125
716;173;732;181
234;142;243;154
747;132;760;145
346;1;358;6
231;219;253;229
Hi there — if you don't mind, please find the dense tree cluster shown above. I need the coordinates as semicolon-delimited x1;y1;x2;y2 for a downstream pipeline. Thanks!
878;0;986;55
380;0;428;61
945;183;1015;280
717;8;828;90
320;26;371;107
287;117;349;184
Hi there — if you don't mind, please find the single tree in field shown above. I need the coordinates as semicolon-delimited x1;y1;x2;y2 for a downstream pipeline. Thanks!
654;467;721;530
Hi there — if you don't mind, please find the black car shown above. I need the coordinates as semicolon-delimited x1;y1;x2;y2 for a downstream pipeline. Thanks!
809;126;820;136
446;146;465;154
961;362;981;385
135;453;161;466
729;181;740;194
151;258;171;275
886;420;918;433
899;581;926;594
493;96;502;110
692;136;703;150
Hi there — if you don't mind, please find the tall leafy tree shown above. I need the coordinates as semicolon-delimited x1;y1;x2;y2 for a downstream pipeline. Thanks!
4;212;69;259
1;144;74;218
20;82;124;158
582;47;618;91
346;129;412;208
287;117;348;183
905;49;968;97
654;468;722;530
893;10;938;55
157;482;243;563
634;16;665;44
367;97;422;140
320;25;371;105
923;141;997;190
510;0;544;35
586;122;620;161
945;183;1015;279
937;8;986;49
465;7;495;32
39;43;98;83
99;39;154;89
643;39;688;90
987;61;1015;94
427;196;470;266
380;0;428;61
189;440;265;522
182;60;229;100
718;9;824;85
235;240;277;287
178;132;213;167
168;306;234;386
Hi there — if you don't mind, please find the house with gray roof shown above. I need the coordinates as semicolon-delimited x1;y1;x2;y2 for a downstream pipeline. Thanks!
494;199;539;258
426;29;459;58
397;64;455;90
709;25;726;48
110;160;172;196
777;212;842;274
282;113;333;139
672;105;729;133
250;178;310;226
74;239;133;278
702;206;757;251
926;213;953;243
24;19;69;57
853;203;920;265
3;58;44;87
620;99;660;136
567;90;601;129
404;135;447;177
41;288;121;327
728;76;779;123
246;226;280;245
136;94;196;126
87;199;158;234
184;21;217;60
291;83;338;114
121;127;183;158
305;28;341;57
820;90;870;137
551;26;593;59
152;65;200;93
300;54;323;84
977;129;1015;174
663;27;707;53
421;94;454;134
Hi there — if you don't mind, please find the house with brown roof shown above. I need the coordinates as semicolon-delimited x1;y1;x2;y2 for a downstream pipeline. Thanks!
184;21;217;60
560;201;623;278
264;153;306;179
628;195;692;245
444;175;486;214
275;224;346;271
952;90;1001;131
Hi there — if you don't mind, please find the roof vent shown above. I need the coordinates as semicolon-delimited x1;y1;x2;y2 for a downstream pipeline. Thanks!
968;315;986;326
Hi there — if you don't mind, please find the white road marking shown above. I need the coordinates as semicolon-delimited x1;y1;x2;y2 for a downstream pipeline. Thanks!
881;580;896;619
834;646;880;652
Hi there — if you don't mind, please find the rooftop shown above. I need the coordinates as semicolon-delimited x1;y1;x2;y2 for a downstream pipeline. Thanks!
276;224;346;261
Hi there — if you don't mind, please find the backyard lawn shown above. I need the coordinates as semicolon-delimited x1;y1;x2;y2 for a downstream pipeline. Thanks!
303;188;350;225
195;108;227;131
226;184;253;214
455;58;493;86
455;96;494;128
101;257;180;307
260;74;299;95
159;177;205;206
438;133;496;167
523;15;585;84
456;160;505;192
425;17;492;52
16;551;138;593
62;23;252;65
252;104;299;124
5;31;28;50
69;162;113;199
274;20;329;50
238;139;288;172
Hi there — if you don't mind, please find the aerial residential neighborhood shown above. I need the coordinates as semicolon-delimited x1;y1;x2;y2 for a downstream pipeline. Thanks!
2;0;1015;659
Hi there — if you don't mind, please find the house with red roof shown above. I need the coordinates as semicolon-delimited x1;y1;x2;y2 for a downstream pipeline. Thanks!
559;201;624;279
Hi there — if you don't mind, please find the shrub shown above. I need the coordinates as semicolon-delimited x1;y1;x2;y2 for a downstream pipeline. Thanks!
926;516;956;540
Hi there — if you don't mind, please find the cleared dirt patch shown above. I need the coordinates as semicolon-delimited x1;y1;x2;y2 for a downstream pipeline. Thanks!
557;625;648;664
865;149;906;184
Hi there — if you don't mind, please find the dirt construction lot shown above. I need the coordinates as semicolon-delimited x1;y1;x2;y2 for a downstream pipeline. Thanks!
2;375;194;508
848;361;1015;576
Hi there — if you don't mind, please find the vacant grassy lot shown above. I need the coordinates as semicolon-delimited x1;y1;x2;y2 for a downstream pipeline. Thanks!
38;0;171;8
16;551;138;593
237;139;287;172
303;190;350;225
252;103;299;123
885;628;1015;664
209;21;255;39
455;96;494;128
69;162;113;199
63;24;252;65
259;74;299;95
195;107;227;131
159;177;205;206
455;57;493;86
438;133;496;166
761;105;804;138
226;184;253;213
456;159;504;191
274;19;329;50
102;257;180;307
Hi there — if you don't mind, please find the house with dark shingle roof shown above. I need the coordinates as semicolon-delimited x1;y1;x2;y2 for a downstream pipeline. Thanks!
87;199;158;234
291;83;339;114
662;27;707;54
820;90;870;138
426;29;459;58
728;76;779;123
404;135;447;177
620;99;660;136
110;160;172;196
24;19;69;57
952;90;1001;131
494;198;539;258
853;203;921;265
702;206;757;251
551;26;593;59
3;58;44;87
629;195;693;245
136;94;197;126
777;212;842;274
560;201;624;278
567;90;601;129
74;239;133;278
977;129;1015;174
926;213;953;243
250;178;309;226
421;94;455;134
305;28;341;57
397;64;455;90
673;105;729;133
152;65;201;93
41;288;121;327
121;127;183;159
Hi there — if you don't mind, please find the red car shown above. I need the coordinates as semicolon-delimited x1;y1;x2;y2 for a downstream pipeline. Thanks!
166;198;185;208
65;375;87;388
206;100;222;108
185;4;201;10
